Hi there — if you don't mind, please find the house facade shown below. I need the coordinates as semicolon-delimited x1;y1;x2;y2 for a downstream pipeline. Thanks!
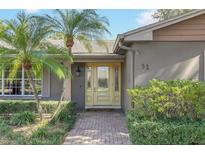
1;10;205;111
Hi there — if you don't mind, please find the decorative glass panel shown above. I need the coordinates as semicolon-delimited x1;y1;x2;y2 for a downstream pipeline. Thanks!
97;67;109;90
114;66;119;92
86;67;92;90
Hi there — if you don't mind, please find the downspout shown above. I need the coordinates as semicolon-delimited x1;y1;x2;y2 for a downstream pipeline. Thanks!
118;42;140;88
118;42;140;109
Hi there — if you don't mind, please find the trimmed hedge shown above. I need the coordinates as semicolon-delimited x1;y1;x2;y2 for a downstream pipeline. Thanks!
128;79;205;120
127;79;205;144
127;111;205;145
0;100;63;114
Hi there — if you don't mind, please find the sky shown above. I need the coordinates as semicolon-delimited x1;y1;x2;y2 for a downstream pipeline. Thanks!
0;9;158;39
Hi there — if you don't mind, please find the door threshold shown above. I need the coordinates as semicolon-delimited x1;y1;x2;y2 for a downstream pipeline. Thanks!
85;105;121;109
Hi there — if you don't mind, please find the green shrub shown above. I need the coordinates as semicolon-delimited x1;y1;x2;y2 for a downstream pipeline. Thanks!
127;111;205;145
51;102;77;123
9;111;36;126
0;100;61;114
128;79;205;120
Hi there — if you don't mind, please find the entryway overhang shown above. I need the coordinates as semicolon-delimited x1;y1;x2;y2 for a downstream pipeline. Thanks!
73;53;125;63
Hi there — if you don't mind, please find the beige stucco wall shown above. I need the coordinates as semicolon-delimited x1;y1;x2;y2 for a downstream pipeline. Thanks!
122;41;205;111
132;42;205;86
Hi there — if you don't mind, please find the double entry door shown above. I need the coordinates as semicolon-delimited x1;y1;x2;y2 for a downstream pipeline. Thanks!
85;63;121;107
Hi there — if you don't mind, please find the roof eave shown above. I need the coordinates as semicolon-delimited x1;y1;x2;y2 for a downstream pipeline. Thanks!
113;9;205;53
122;9;205;37
113;34;125;53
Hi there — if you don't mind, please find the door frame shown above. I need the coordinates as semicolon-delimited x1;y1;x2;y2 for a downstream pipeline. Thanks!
85;63;121;109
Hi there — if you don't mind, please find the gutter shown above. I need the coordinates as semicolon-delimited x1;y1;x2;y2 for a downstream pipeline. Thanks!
118;42;140;55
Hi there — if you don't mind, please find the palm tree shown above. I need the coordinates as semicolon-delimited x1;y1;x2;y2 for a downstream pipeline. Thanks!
35;9;110;101
0;12;72;121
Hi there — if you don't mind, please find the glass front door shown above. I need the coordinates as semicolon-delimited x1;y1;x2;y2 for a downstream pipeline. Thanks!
96;66;110;105
85;63;121;107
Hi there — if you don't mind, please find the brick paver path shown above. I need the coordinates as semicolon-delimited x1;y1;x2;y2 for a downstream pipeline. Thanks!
63;111;131;145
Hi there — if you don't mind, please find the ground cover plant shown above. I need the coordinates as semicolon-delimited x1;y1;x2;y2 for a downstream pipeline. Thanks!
0;101;77;145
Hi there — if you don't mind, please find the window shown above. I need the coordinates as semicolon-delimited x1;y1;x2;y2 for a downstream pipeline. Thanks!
97;66;109;90
86;67;92;90
114;66;119;92
0;65;42;96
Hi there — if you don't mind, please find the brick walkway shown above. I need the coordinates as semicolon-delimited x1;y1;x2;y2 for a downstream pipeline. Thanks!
63;111;131;145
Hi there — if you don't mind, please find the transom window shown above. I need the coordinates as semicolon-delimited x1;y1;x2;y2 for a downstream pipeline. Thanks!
0;65;42;96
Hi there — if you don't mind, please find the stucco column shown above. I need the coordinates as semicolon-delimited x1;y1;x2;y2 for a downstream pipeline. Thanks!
125;50;134;110
63;62;71;100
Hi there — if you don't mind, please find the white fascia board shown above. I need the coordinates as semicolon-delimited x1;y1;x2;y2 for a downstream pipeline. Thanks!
124;30;153;41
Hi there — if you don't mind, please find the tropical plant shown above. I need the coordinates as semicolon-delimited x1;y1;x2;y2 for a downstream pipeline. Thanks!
0;12;72;121
35;9;110;118
36;9;110;53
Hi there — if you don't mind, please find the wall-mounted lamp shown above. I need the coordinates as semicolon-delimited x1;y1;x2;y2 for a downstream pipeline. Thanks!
76;66;81;77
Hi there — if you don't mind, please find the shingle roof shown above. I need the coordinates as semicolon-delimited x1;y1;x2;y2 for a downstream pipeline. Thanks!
0;39;115;54
48;39;115;54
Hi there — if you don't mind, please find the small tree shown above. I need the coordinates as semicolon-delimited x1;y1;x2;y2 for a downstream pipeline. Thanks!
153;9;192;21
35;9;110;104
0;12;72;121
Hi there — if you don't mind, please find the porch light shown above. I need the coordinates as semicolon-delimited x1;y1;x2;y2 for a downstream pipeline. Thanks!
76;66;81;77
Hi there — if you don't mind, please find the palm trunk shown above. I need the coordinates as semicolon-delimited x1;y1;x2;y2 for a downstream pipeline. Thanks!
51;47;72;120
26;70;43;121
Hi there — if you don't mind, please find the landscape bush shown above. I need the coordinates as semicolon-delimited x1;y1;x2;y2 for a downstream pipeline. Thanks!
128;79;205;120
51;102;77;126
127;111;205;145
0;100;63;115
127;79;205;144
9;111;36;126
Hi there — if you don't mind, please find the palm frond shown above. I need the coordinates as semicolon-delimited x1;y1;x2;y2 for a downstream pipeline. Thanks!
34;9;110;53
43;58;71;80
8;59;22;80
